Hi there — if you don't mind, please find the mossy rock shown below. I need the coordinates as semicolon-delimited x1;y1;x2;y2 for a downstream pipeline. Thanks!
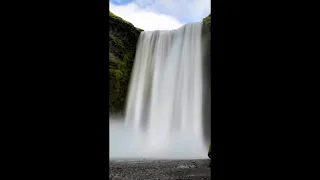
109;11;143;113
109;12;134;27
202;14;211;26
109;11;144;34
202;14;211;40
136;28;144;32
208;144;212;159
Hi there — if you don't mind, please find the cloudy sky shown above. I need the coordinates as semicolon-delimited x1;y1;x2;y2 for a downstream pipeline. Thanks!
110;0;211;31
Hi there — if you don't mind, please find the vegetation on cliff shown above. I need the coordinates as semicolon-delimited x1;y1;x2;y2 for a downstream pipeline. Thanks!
109;12;144;33
109;11;143;113
202;14;211;26
202;14;211;40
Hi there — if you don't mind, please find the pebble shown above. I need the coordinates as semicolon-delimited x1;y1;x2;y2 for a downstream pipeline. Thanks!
110;159;211;180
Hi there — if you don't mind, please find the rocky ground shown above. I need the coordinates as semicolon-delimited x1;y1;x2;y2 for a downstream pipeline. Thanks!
109;159;211;180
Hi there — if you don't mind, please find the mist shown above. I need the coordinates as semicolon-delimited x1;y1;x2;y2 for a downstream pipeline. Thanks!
110;117;207;160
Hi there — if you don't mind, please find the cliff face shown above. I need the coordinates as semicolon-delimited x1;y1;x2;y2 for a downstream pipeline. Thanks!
109;12;143;113
202;14;211;39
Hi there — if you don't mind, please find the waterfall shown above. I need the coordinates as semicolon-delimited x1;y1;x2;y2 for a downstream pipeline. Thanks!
110;23;208;159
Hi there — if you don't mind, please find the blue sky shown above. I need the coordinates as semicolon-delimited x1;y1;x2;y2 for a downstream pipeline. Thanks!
110;0;211;30
111;0;135;5
111;0;134;6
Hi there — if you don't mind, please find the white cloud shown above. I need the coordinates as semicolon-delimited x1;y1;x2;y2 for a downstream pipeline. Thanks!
110;0;211;31
135;0;211;23
110;2;183;31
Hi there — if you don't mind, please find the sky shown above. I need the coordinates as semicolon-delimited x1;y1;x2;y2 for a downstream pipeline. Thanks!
110;0;211;31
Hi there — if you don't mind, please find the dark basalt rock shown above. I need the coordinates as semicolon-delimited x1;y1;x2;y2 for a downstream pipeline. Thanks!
109;12;143;113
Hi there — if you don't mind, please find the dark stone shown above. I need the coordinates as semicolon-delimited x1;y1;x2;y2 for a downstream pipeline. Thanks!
109;12;143;113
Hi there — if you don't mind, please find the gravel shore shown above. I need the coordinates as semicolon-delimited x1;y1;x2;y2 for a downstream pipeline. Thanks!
109;159;211;180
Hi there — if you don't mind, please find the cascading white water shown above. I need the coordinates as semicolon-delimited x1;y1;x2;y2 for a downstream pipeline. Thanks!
110;23;208;159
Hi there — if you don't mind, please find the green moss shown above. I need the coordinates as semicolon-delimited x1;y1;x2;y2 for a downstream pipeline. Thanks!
109;52;133;112
110;11;144;32
109;11;142;113
202;14;211;41
110;56;123;65
136;27;144;32
109;11;116;17
110;56;123;68
110;56;128;75
110;69;123;81
110;34;124;48
109;11;134;26
123;51;133;62
202;14;211;26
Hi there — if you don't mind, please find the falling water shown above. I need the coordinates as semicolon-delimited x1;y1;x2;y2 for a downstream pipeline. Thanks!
110;23;208;159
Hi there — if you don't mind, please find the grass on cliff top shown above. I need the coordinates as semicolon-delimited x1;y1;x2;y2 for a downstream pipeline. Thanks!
109;11;144;32
136;28;144;32
202;14;211;26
